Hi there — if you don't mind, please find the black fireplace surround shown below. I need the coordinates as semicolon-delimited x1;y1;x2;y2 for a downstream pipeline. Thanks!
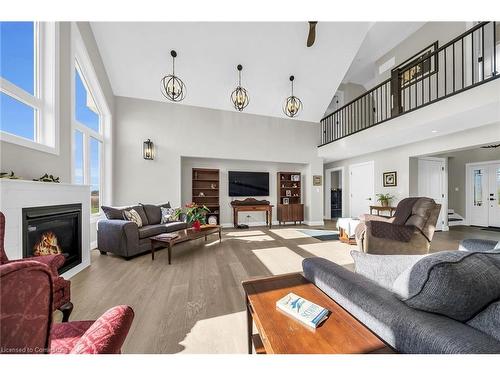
22;204;82;274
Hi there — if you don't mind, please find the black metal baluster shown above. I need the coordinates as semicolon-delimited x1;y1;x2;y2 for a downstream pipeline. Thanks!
494;22;497;76
444;47;447;95
462;37;465;88
452;43;456;93
481;24;485;81
472;30;475;84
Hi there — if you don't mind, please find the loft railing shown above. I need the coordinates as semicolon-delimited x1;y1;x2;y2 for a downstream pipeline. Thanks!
319;21;499;147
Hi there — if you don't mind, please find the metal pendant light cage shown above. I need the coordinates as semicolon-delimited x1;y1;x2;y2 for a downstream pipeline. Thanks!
161;50;186;102
283;75;303;118
231;64;249;111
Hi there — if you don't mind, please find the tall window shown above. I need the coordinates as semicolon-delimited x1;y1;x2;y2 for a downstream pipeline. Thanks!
73;63;103;215
0;22;37;140
0;22;56;151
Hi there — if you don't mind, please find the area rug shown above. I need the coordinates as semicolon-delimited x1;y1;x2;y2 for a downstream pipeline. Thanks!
297;229;339;241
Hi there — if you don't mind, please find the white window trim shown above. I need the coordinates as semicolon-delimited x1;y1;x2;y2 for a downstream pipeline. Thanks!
0;22;59;155
71;23;112;218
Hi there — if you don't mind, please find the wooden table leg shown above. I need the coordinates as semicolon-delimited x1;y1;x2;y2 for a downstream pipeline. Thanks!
269;209;272;229
219;227;222;243
151;241;155;261
167;243;172;265
246;294;253;354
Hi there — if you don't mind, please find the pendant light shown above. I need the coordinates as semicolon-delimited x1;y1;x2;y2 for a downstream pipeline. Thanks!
161;50;186;102
230;64;249;111
283;75;303;118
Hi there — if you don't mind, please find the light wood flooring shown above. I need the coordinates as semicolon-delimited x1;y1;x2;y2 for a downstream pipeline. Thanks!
67;224;499;354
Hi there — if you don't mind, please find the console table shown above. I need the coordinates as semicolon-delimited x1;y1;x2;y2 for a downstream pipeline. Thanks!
231;198;273;229
369;205;396;216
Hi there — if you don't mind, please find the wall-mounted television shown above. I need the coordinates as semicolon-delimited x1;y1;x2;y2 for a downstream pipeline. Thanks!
228;171;269;197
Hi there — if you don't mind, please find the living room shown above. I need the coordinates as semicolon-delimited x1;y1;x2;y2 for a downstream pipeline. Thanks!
1;1;500;373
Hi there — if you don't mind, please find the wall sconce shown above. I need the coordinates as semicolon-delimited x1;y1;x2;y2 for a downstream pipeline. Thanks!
143;139;154;160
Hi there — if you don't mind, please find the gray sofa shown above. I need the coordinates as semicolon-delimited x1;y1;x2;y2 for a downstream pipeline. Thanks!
97;203;187;259
302;249;500;354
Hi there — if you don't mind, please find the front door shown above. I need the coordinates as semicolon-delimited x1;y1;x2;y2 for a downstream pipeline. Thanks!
418;158;446;230
349;162;374;218
470;163;500;227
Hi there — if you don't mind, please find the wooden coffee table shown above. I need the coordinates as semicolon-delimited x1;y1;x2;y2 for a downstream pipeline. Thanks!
149;225;221;264
242;272;394;354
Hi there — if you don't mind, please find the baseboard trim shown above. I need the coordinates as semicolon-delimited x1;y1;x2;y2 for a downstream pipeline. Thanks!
305;221;325;226
90;241;97;250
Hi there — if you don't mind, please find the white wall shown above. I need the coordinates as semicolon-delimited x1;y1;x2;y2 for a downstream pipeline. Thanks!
181;157;308;226
113;96;324;225
324;122;500;216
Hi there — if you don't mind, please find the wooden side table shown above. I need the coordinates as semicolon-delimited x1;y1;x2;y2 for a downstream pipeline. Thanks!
242;273;394;354
369;205;396;216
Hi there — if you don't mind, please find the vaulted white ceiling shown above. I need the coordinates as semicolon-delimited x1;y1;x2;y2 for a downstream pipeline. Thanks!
90;22;371;122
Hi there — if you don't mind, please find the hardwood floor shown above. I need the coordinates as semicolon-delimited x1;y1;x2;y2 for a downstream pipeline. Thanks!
67;224;499;354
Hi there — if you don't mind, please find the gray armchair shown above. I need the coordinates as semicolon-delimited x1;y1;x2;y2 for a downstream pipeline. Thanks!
355;197;441;255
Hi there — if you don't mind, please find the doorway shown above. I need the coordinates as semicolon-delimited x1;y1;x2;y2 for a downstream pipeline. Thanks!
324;166;345;220
418;157;447;231
466;161;500;227
349;161;374;218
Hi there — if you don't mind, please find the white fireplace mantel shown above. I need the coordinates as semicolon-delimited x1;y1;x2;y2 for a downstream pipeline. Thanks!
0;179;91;279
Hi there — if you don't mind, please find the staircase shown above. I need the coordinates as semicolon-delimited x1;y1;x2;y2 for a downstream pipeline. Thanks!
448;208;465;226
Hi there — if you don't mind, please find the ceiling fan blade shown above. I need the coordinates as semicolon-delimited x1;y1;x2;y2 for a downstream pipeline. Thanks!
307;21;318;47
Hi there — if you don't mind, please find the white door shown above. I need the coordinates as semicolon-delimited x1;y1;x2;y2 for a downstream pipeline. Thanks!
469;163;500;227
418;158;446;230
487;164;500;227
349;162;374;218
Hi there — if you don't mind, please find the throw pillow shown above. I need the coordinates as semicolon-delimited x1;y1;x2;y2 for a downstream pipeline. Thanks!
101;205;125;220
123;209;143;227
392;250;500;321
160;207;177;224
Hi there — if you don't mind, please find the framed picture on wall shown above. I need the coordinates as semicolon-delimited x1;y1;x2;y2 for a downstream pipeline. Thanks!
283;198;289;204
383;171;397;187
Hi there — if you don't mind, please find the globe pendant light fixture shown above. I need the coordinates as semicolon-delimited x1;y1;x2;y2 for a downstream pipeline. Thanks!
230;64;249;111
283;75;303;118
161;50;186;102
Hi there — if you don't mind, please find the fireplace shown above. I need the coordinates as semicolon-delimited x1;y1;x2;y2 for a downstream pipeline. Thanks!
22;204;82;274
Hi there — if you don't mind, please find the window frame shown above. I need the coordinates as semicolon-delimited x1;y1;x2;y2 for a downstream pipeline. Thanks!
71;23;111;218
0;22;59;154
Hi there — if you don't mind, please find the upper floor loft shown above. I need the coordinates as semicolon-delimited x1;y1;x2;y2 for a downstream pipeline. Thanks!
319;22;500;152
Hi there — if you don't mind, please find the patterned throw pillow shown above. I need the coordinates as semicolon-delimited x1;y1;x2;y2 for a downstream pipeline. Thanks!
160;207;177;224
123;209;143;227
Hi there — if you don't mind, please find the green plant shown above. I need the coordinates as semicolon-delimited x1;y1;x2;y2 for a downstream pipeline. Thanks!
174;203;210;224
376;193;395;205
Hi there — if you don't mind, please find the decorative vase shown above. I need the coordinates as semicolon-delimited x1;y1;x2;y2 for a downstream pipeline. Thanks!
192;220;201;231
381;200;389;207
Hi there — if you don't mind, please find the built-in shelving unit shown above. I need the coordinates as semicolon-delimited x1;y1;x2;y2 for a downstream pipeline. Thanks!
277;172;304;225
192;168;220;224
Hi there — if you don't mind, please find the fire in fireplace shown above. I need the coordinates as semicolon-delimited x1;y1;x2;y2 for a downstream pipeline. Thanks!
22;204;82;274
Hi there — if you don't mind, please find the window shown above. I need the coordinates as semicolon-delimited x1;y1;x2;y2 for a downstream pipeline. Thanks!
73;63;103;215
0;22;57;152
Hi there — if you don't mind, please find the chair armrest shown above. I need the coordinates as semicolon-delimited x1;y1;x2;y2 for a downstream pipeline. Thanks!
359;214;395;223
29;254;65;277
70;305;135;354
97;219;139;256
459;239;499;252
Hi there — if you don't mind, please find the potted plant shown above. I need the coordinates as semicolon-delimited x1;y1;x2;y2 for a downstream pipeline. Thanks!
376;193;395;207
175;203;210;231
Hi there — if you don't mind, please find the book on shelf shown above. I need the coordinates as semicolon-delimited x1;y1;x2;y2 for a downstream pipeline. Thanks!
276;292;329;329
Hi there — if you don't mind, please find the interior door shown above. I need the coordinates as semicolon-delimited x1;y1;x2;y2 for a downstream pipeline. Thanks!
487;164;500;227
349;162;374;218
469;165;489;226
418;158;445;230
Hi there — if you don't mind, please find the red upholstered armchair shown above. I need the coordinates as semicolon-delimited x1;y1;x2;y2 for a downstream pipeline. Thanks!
0;261;134;354
0;211;73;321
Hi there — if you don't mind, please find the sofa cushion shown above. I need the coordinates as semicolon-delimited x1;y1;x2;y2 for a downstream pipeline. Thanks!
123;205;148;226
138;224;167;239
101;206;126;220
467;300;500;341
351;251;427;291
393;250;500;321
141;204;162;224
164;222;188;233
